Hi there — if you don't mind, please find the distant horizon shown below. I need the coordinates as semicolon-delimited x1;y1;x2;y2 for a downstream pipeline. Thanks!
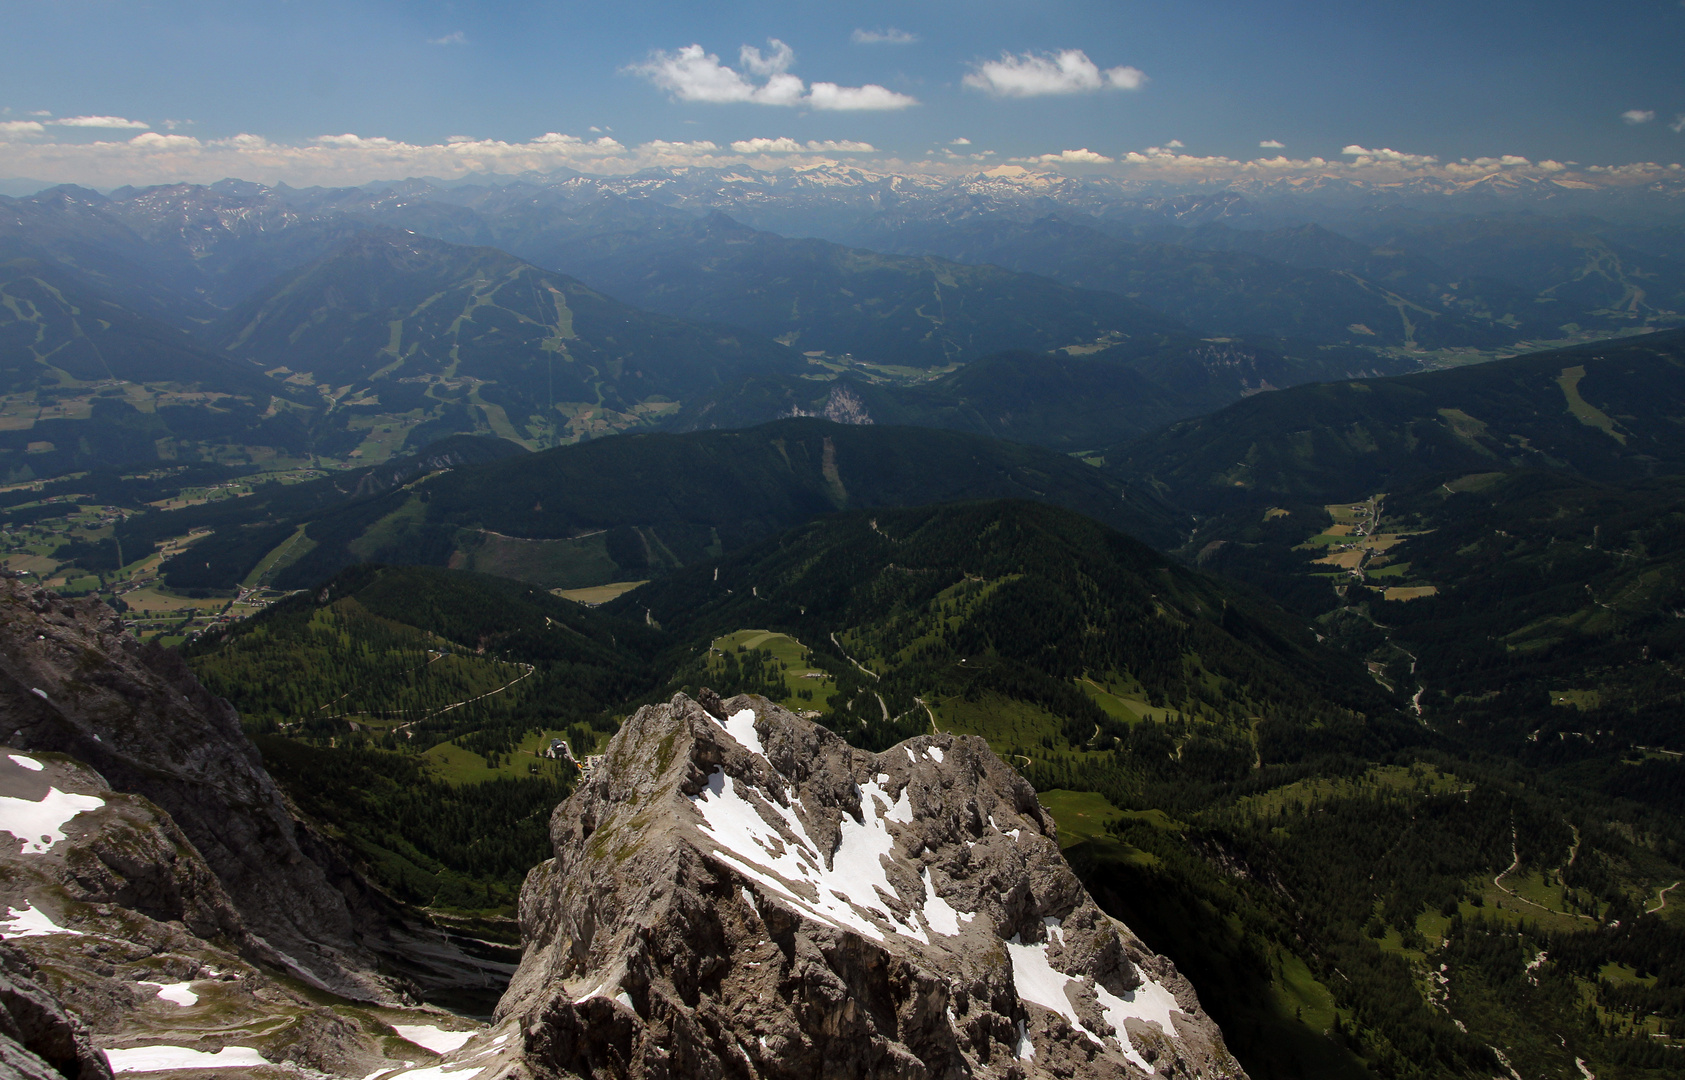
3;0;1682;192
3;152;1684;204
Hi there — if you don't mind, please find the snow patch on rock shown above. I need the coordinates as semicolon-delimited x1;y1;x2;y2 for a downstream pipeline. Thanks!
106;1044;268;1072
0;786;105;853
690;768;928;943
0;902;82;938
393;1024;476;1054
139;981;199;1006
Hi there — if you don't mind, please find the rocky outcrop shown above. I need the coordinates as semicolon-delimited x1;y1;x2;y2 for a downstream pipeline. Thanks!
0;576;389;1000
0;942;111;1080
495;691;1245;1080
0;704;491;1078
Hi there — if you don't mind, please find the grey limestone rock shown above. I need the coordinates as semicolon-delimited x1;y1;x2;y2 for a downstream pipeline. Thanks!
0;576;389;1001
500;691;1246;1080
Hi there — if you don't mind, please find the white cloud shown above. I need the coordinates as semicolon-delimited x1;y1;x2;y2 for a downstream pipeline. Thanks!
0;120;45;138
129;132;201;149
1165;139;1184;148
1342;144;1438;166
731;137;876;153
1622;109;1655;125
27;110;51;117
852;28;918;45
807;82;915;110
52;115;149;129
2;126;1673;192
730;137;804;153
1671;114;1685;134
950;137;971;145
629;43;914;110
429;31;467;46
1259;139;1284;149
739;39;794;76
963;50;1145;97
1024;148;1114;164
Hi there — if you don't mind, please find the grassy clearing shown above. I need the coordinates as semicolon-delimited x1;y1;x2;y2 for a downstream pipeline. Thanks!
1550;689;1602;710
707;629;837;711
1383;585;1438;601
1076;675;1179;725
1240;763;1470;817
422;728;581;786
555;580;648;605
1037;789;1124;849
1556;365;1627;444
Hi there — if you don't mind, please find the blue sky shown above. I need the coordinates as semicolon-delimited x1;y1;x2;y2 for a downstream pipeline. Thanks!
2;0;1682;187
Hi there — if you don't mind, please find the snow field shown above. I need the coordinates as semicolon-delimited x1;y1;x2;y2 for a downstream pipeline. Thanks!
139;981;199;1006
1006;917;1179;1071
105;1045;268;1073
692;767;961;944
392;1025;476;1054
0;786;105;853
0;902;83;938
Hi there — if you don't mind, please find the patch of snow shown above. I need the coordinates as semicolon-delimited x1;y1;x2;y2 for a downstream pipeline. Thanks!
928;746;944;764
876;773;889;785
1043;916;1065;946
393;1025;476;1054
140;981;199;1006
7;754;44;771
920;868;966;936
1094;975;1181;1071
0;786;105;853
614;991;634;1009
30;688;48;701
689;768;927;943
1007;933;1102;1045
106;1045;268;1073
1005;829;1021;842
717;708;766;759
1014;1019;1035;1060
0;903;82;938
491;1034;509;1047
386;1066;486;1080
905;748;916;763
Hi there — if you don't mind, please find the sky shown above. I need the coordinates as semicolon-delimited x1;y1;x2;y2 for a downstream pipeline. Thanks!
1;0;1683;189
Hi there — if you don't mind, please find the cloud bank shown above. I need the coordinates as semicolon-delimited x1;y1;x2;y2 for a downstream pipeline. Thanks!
730;137;875;153
1623;109;1656;125
629;41;916;110
0;125;1677;192
963;50;1145;97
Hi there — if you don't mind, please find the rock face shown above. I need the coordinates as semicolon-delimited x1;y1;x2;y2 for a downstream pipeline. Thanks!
0;575;507;1078
0;941;111;1080
0;576;389;1000
500;692;1245;1080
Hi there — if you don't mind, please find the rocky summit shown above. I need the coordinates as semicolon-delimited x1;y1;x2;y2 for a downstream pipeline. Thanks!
485;690;1244;1080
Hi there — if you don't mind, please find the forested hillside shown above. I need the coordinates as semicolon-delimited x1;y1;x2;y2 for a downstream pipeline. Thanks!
184;563;663;909
601;499;1685;1080
124;418;1184;593
1114;328;1685;511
